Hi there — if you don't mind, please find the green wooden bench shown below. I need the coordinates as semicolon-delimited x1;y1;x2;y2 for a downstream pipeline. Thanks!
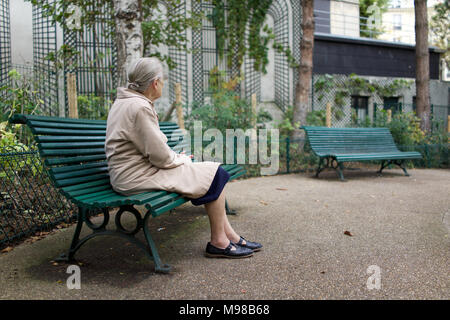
9;114;246;273
302;126;422;181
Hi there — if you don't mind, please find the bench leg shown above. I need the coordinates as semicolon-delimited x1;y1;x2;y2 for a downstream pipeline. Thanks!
315;158;324;178
55;206;85;262
378;160;410;176
143;210;171;273
336;163;346;181
56;205;171;273
396;160;410;176
225;199;237;215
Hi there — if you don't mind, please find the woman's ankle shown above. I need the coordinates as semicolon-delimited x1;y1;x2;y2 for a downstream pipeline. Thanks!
210;238;230;249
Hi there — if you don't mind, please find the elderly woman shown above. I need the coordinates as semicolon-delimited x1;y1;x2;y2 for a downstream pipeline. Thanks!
105;57;262;259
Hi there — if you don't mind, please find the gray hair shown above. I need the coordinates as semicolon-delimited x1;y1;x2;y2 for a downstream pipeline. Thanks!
127;57;164;93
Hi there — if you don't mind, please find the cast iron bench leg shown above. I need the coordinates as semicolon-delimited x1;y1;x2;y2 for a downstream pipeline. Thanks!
56;205;171;273
336;162;346;181
377;160;391;174
396;160;410;176
315;158;324;178
225;199;236;215
55;206;85;262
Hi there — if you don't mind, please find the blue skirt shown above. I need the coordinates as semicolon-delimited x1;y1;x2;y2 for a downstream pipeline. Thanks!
190;166;230;206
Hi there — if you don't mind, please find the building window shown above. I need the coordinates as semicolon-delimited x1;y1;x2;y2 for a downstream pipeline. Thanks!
351;96;369;122
392;0;402;8
393;14;402;30
383;97;401;113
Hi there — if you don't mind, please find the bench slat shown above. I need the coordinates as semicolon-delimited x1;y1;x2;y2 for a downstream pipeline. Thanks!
56;173;110;188
45;154;107;166
33;127;107;136
40;142;106;149
28;120;106;130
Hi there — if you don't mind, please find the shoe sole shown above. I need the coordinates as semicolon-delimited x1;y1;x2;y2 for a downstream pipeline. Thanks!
204;252;254;259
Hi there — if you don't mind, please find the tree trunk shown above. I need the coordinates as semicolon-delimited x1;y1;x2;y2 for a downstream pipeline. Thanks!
113;0;144;87
292;0;315;145
414;0;431;132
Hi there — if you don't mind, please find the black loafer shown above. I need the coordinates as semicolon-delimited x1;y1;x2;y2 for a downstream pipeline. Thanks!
237;236;263;252
205;242;253;259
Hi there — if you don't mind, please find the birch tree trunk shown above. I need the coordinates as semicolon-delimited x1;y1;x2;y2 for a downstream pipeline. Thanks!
414;0;431;132
292;0;315;145
113;0;144;87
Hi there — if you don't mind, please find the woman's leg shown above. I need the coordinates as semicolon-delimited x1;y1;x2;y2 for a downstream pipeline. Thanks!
204;189;242;249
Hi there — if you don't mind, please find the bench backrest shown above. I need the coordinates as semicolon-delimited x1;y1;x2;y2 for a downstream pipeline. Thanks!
9;114;187;201
302;126;400;155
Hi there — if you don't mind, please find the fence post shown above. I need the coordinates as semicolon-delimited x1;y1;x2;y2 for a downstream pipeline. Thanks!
326;103;332;127
67;73;78;118
175;83;184;129
251;93;257;142
447;115;450;134
286;137;290;174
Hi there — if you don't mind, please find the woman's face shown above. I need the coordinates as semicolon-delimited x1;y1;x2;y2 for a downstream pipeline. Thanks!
155;78;164;99
144;77;164;101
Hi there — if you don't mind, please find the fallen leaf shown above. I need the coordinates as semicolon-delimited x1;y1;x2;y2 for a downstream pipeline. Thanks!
259;201;268;205
276;188;288;191
52;262;59;266
1;246;13;253
56;280;63;284
241;289;247;294
344;231;353;237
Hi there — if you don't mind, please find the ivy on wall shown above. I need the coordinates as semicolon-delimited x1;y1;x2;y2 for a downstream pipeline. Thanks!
314;73;413;121
210;0;298;75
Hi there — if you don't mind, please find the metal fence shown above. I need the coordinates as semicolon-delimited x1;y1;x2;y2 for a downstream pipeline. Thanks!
0;146;76;247
310;73;449;131
0;0;11;98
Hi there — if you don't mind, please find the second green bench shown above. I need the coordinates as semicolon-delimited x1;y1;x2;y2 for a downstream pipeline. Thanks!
302;126;422;181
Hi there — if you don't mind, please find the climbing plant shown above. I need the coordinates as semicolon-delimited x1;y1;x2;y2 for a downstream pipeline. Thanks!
210;0;298;75
313;73;413;121
27;0;203;70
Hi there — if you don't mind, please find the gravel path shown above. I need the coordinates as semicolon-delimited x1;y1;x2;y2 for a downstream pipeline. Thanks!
0;168;449;299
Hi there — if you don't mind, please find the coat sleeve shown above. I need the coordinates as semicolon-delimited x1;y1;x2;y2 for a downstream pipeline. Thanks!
131;106;191;169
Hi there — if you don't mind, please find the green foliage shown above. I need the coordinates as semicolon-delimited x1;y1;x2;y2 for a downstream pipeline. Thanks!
306;110;326;127
0;69;44;122
276;106;297;137
27;0;204;73
77;94;112;120
430;1;450;69
359;0;389;38
0;122;28;150
313;73;412;123
185;67;271;134
387;112;426;146
210;0;298;75
142;0;204;69
186;68;271;134
0;122;40;179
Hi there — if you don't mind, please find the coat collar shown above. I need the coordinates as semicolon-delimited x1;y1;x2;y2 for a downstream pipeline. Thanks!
116;87;154;106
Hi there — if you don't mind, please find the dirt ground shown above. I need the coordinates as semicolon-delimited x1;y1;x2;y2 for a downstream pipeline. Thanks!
0;168;449;299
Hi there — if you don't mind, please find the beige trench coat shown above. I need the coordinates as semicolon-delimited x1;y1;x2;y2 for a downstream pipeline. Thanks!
105;87;220;198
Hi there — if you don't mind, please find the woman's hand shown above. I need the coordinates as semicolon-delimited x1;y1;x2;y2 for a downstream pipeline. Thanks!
180;151;194;159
